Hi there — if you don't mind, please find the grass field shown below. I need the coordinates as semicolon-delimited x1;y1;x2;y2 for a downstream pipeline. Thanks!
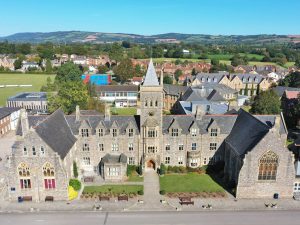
141;58;210;63
0;73;56;106
127;171;144;182
160;173;225;193
111;107;137;115
83;185;143;194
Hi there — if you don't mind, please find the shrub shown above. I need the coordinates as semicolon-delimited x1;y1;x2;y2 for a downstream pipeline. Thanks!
160;163;166;175
68;186;78;201
160;190;166;195
127;165;137;176
69;179;81;191
73;161;78;178
137;190;144;195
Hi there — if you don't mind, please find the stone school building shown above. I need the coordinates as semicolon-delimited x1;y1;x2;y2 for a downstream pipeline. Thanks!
6;60;296;201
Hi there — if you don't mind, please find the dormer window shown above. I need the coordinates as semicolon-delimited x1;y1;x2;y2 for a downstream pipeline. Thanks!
248;77;252;82
207;78;211;82
243;78;246;82
98;128;104;137
210;128;218;137
112;128;117;137
254;78;258;82
201;77;205;82
40;146;45;156
213;78;217;82
190;128;197;136
128;128;134;137
82;143;90;151
81;128;89;137
171;128;179;137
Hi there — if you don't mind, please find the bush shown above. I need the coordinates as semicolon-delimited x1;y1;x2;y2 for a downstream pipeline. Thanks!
160;190;166;195
137;190;144;195
127;165;137;176
69;179;81;191
160;163;166;175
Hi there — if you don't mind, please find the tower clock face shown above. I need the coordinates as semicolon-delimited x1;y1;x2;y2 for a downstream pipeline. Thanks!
148;111;154;116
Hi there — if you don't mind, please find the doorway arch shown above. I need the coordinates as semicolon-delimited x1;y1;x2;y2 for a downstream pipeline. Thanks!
146;160;156;170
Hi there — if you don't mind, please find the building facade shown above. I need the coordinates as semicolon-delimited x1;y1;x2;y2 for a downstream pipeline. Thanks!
6;60;296;201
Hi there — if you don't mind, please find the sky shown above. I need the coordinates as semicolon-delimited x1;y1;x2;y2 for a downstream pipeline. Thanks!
0;0;300;36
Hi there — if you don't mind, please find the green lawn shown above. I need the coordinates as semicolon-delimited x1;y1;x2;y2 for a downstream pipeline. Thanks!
111;107;137;115
207;54;233;61
0;73;55;106
83;185;143;194
127;172;144;182
160;173;225;193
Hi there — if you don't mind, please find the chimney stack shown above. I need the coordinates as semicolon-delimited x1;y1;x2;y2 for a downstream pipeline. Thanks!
195;105;205;120
105;104;111;121
20;109;29;136
75;105;80;121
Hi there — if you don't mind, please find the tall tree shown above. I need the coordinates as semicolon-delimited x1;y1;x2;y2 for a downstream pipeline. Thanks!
113;58;135;82
55;62;82;83
251;90;281;114
109;43;124;63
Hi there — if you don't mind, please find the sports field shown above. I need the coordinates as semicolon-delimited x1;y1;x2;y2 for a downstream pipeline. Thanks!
0;73;55;106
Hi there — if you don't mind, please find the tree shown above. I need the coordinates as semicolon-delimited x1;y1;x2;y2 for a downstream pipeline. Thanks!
174;69;183;82
279;71;300;88
48;81;89;114
45;59;52;73
109;43;124;63
121;41;131;48
73;161;78;178
191;68;197;75
97;65;109;74
87;97;105;113
113;58;135;82
40;77;57;92
55;62;82;83
251;90;281;114
14;58;22;70
163;75;173;84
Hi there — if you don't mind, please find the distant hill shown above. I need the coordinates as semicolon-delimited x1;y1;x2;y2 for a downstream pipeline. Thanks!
1;31;300;44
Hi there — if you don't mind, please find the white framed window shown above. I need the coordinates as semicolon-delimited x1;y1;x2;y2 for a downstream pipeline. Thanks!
209;143;217;151
165;157;170;164
128;157;135;165
23;147;28;156
178;144;184;151
40;146;45;156
148;146;156;153
165;144;170;151
191;143;197;151
98;128;104;137
83;157;90;165
210;128;218;137
294;182;300;192
32;146;36;156
112;143;119;151
108;167;120;176
112;128;117;137
190;158;198;167
128;143;134;151
171;128;179;137
128;128;134;137
98;143;104;151
178;157;183;165
191;128;197;136
82;143;90;151
203;157;207;165
81;128;89;137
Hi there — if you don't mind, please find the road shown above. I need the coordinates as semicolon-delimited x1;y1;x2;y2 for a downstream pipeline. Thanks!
0;210;300;225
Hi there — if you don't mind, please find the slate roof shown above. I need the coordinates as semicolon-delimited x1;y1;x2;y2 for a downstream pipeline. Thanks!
34;109;77;159
234;74;264;84
0;107;21;119
194;73;228;84
225;109;286;157
273;86;300;98
143;59;160;86
163;84;189;96
7;92;47;101
100;153;127;164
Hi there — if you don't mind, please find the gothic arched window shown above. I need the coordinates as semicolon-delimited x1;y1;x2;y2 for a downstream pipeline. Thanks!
18;163;31;189
258;151;279;181
43;162;56;189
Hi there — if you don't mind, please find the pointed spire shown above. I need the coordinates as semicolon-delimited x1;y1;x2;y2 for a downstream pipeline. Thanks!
143;58;159;86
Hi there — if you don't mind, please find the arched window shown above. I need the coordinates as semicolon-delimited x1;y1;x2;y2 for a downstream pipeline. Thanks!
155;100;158;107
18;163;31;189
258;151;279;181
18;163;30;177
43;163;56;189
150;100;153;107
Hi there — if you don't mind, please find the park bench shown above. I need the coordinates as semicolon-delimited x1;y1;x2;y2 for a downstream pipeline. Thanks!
45;196;54;202
23;196;32;201
118;195;128;201
179;197;194;205
99;196;110;201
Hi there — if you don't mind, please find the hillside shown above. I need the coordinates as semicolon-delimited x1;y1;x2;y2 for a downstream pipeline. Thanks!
1;31;300;44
